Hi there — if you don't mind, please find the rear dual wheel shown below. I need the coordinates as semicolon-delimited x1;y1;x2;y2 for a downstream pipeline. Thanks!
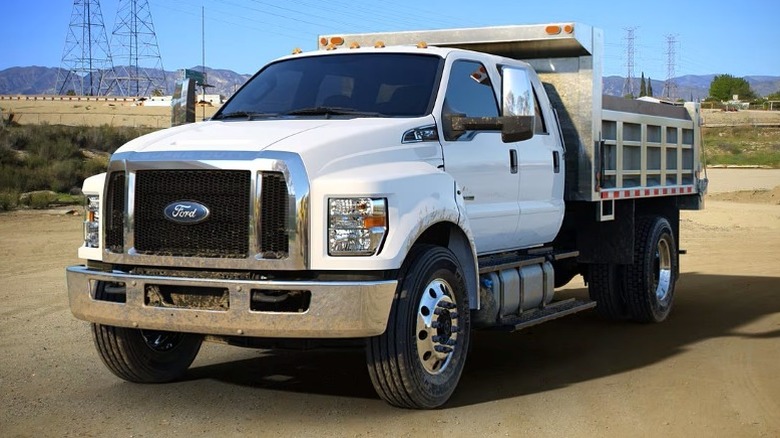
588;216;677;323
623;216;677;322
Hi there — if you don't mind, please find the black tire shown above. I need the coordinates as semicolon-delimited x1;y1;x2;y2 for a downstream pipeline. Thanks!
366;245;471;409
623;216;678;323
91;283;203;383
587;263;628;320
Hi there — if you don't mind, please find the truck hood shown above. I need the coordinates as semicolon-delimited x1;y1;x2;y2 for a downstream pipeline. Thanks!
113;117;442;178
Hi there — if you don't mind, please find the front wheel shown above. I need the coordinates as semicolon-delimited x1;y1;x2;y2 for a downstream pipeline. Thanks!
92;324;203;383
623;216;678;323
366;245;471;409
91;281;202;383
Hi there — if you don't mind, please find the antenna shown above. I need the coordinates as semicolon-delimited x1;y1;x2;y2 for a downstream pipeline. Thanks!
56;0;116;96
663;34;678;100
622;27;637;98
111;0;166;97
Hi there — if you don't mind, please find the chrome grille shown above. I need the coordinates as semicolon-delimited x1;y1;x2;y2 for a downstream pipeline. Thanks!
105;171;125;253
260;172;289;257
134;170;251;258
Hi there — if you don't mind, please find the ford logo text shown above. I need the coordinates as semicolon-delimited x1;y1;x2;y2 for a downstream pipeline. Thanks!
163;201;211;224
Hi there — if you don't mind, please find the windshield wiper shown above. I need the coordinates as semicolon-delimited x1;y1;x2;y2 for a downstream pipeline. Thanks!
212;111;279;120
283;107;381;117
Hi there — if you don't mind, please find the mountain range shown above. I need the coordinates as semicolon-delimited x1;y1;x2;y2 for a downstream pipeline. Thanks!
1;66;778;101
0;66;252;98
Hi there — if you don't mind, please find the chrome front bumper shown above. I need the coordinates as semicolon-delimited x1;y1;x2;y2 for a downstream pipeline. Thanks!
66;265;397;338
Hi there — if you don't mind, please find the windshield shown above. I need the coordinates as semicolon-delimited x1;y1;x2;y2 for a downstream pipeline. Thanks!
215;53;443;119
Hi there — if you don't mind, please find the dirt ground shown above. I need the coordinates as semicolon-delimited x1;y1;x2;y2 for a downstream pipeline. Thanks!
1;169;778;437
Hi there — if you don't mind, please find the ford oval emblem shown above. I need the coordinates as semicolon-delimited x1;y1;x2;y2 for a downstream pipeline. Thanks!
163;201;210;224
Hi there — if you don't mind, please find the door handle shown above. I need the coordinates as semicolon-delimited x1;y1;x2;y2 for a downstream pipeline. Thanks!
510;149;518;174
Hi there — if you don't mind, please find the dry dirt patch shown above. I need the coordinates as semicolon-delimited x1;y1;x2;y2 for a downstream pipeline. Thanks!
1;171;778;437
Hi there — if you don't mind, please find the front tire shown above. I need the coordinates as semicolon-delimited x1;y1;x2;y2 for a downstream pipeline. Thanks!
91;283;203;383
366;245;471;409
623;216;678;322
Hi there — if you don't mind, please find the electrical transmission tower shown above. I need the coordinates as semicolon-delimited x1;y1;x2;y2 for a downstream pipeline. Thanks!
622;27;637;98
111;0;167;97
663;34;678;100
56;0;117;96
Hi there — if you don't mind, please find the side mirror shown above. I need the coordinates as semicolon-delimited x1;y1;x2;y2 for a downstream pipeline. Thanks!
447;115;534;143
171;78;196;126
443;67;536;143
500;67;535;142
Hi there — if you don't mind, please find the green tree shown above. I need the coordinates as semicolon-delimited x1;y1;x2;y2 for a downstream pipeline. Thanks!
647;77;653;97
639;72;647;97
709;74;757;101
65;89;76;96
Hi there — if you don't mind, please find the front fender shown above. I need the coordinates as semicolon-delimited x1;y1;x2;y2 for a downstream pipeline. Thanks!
308;161;474;272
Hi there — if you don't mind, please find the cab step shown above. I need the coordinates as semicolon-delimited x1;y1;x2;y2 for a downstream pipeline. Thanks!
497;298;596;331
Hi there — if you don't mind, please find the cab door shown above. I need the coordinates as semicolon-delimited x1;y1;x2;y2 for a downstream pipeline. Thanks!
438;58;520;254
503;67;566;247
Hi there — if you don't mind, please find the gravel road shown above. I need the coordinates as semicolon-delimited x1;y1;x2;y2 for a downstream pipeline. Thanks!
1;170;778;437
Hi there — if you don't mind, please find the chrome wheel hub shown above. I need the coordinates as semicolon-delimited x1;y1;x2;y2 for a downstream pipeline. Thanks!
654;236;673;303
416;279;460;375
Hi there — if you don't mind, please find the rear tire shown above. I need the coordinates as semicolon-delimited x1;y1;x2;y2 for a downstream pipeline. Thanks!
91;283;203;383
366;245;471;409
587;263;628;320
623;216;678;323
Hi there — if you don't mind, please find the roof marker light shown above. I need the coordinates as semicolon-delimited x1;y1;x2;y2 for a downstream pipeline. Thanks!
564;24;574;34
319;37;328;46
330;36;345;46
291;47;302;54
545;25;561;35
349;41;360;49
416;41;428;48
374;41;385;48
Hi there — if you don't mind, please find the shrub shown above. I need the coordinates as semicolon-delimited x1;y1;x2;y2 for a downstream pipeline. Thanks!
0;124;156;194
0;191;19;211
21;191;58;209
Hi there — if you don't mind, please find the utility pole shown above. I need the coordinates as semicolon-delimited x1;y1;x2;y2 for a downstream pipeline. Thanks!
622;27;637;98
57;0;116;95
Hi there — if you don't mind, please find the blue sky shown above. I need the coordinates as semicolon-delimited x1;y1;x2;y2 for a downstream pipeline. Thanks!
1;0;777;80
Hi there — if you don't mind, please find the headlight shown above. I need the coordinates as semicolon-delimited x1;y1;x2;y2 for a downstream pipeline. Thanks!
84;195;100;248
328;198;387;256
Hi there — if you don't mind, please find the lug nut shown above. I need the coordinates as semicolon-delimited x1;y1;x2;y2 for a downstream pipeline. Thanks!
434;345;453;353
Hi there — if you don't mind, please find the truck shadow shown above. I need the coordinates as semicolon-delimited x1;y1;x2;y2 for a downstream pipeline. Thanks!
184;273;780;407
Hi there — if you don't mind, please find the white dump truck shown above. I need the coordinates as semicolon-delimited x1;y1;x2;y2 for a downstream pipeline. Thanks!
67;22;706;408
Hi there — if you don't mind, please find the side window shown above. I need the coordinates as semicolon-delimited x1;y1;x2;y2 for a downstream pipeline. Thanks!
443;60;499;119
533;88;548;135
